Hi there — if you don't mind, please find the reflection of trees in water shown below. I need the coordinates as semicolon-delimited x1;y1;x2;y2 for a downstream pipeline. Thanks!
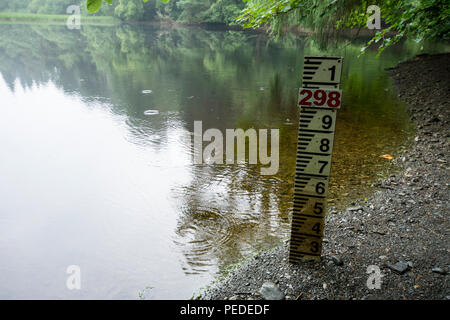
0;25;93;91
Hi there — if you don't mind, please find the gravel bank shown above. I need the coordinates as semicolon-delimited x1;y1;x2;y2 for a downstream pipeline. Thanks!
201;53;450;300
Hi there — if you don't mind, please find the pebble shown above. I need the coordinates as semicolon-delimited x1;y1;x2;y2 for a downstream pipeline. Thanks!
386;261;410;274
432;267;447;275
259;282;285;300
332;256;343;266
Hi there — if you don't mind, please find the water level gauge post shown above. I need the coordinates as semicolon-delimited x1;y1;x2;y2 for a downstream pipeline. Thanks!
289;56;343;263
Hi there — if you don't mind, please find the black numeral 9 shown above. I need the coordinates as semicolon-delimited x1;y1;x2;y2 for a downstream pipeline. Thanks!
322;115;332;129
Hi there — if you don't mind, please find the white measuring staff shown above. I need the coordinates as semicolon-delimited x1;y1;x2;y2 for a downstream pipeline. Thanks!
289;56;343;262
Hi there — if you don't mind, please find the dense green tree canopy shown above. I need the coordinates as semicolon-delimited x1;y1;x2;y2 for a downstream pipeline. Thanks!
0;0;243;24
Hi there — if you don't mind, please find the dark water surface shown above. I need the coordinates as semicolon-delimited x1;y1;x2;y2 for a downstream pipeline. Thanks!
0;24;442;299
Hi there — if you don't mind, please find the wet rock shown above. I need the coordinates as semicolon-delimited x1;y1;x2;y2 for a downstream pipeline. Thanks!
386;261;410;274
332;256;343;266
432;267;447;275
259;281;285;300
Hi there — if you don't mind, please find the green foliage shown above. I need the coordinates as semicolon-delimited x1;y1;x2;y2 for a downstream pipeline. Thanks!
87;0;104;13
115;0;144;20
0;0;245;25
236;0;450;54
364;0;450;55
82;0;245;24
203;0;244;24
87;0;162;14
176;0;211;22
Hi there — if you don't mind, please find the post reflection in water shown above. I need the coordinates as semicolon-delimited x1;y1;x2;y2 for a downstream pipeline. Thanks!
0;23;425;299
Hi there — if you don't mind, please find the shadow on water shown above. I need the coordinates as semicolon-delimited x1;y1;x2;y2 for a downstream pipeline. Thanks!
0;24;447;298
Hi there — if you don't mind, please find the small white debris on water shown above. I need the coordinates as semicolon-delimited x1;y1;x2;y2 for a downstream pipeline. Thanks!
144;110;159;115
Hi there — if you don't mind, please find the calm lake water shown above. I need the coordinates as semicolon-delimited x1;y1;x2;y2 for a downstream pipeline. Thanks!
0;24;443;299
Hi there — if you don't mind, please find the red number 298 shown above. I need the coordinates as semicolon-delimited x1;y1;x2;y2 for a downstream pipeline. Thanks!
298;89;341;108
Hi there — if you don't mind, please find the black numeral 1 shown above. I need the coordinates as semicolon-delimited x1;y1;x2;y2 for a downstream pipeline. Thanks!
329;65;336;81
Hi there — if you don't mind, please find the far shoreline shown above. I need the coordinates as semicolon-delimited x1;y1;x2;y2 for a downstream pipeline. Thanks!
0;12;118;25
0;12;386;38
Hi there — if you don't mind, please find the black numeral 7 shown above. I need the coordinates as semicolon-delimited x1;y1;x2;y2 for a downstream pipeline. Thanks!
318;160;328;173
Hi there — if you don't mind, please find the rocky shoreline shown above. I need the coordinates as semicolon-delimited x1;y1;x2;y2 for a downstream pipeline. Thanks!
201;53;449;300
